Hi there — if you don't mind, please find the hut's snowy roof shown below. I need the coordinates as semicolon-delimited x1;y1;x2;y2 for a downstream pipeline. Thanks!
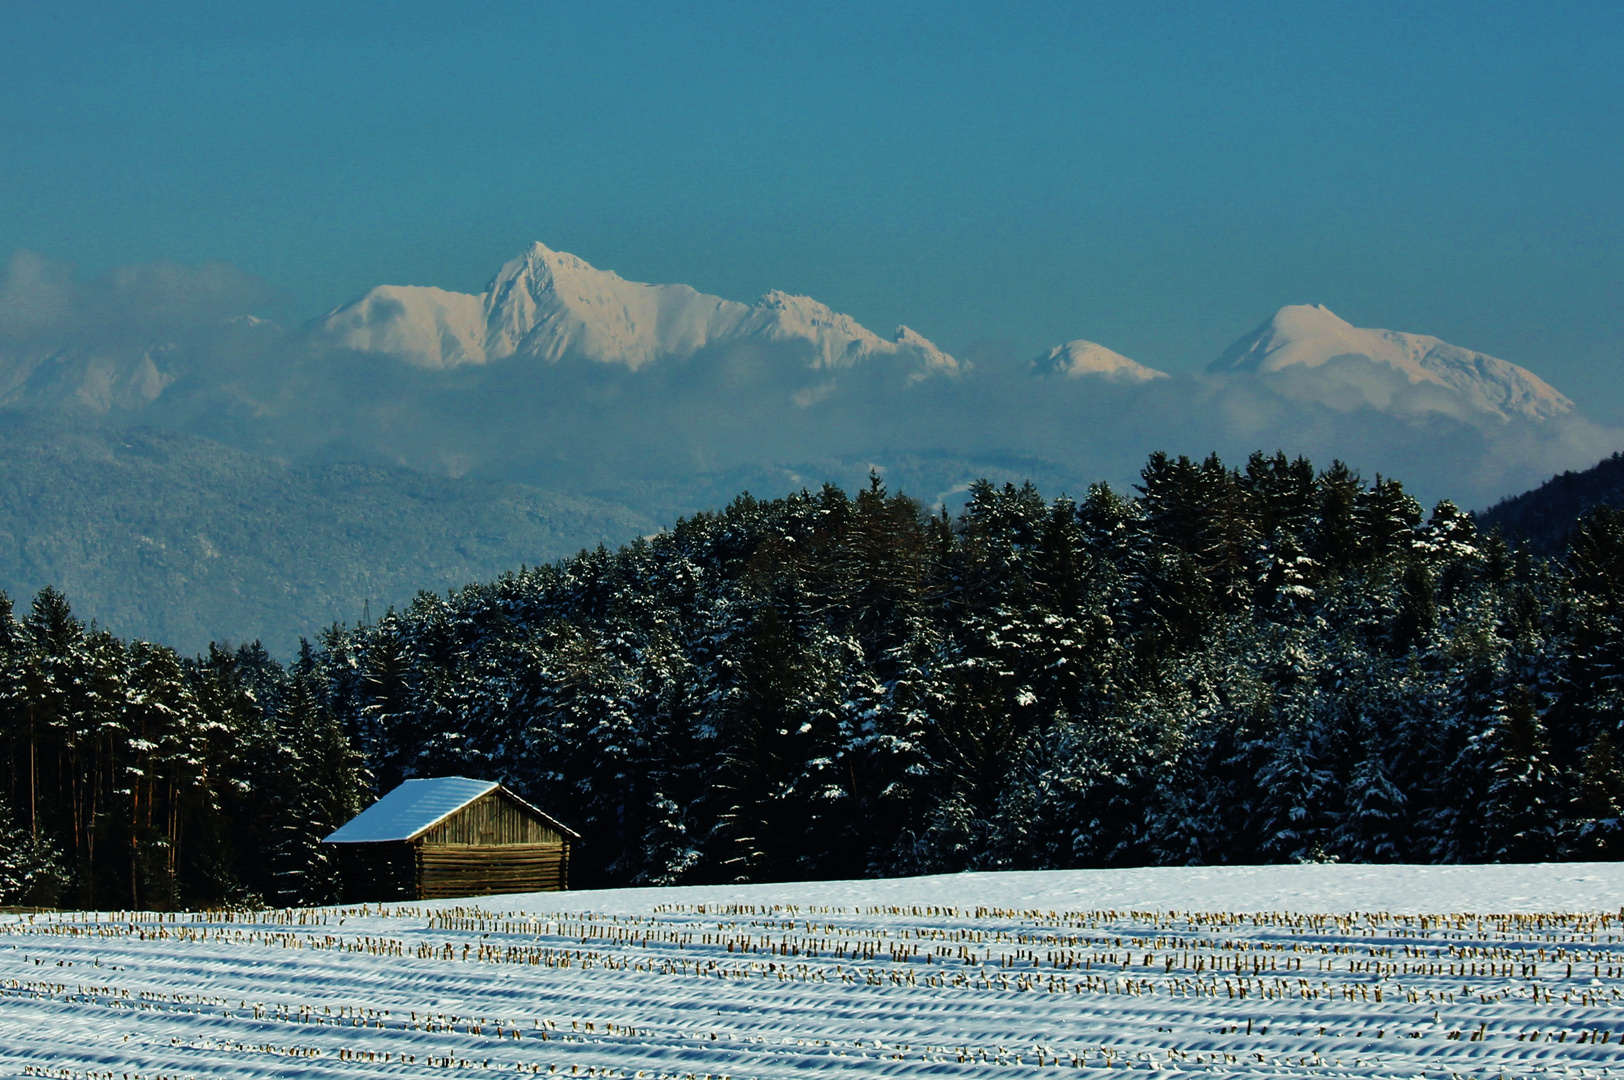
323;777;499;844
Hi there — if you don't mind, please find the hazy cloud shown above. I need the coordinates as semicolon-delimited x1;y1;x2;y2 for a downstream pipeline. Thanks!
0;250;273;345
0;251;76;338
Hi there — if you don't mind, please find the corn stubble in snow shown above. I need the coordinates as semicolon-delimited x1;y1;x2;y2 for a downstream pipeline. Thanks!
2;865;1622;1078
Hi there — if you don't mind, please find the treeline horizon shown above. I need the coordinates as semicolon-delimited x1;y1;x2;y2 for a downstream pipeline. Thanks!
3;449;1623;908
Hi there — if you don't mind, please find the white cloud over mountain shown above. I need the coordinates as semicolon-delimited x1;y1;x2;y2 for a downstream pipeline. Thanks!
0;250;274;413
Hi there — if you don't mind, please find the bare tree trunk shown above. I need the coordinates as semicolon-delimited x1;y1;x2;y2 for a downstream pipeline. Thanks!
28;705;35;841
131;725;142;910
131;770;140;910
167;778;178;890
87;738;98;882
71;745;82;895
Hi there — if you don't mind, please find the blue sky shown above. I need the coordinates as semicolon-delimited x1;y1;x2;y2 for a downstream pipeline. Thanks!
3;1;1621;414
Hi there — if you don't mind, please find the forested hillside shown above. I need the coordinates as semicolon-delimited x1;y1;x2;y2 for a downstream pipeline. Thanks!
1477;451;1624;556
0;422;652;653
3;450;1623;908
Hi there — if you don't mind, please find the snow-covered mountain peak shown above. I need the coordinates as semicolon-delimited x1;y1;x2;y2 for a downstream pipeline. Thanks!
313;245;956;379
1034;340;1169;384
893;325;959;374
476;242;741;369
488;241;642;301
731;291;956;372
1209;304;1573;422
751;290;870;340
1212;304;1368;375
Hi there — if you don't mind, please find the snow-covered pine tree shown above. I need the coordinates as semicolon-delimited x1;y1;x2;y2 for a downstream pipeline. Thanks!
1479;685;1562;861
0;792;67;906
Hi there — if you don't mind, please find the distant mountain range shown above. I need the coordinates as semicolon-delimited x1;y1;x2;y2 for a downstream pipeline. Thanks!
0;242;1593;439
311;246;1570;428
6;241;1575;434
0;241;1617;649
316;241;959;377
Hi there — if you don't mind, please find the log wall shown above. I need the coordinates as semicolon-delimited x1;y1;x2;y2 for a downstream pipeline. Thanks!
416;842;569;898
418;791;564;846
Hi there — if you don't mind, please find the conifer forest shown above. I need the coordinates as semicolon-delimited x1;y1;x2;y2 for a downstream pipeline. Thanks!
3;450;1623;909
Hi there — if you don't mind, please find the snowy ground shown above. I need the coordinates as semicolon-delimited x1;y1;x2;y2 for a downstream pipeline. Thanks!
2;863;1623;1079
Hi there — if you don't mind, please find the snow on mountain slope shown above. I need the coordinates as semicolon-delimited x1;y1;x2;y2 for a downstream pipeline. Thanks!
479;243;746;369
1210;304;1573;422
735;291;956;374
0;343;175;412
315;242;959;377
316;284;487;369
1033;339;1169;383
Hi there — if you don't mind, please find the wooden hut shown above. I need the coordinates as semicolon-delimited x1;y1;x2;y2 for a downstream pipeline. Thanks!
322;777;579;903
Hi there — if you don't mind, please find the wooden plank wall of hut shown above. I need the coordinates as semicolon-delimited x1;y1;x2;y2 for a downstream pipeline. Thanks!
416;843;569;898
418;791;563;846
336;842;418;903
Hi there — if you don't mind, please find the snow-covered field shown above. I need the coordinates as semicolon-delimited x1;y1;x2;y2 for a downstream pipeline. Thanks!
3;863;1622;1079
